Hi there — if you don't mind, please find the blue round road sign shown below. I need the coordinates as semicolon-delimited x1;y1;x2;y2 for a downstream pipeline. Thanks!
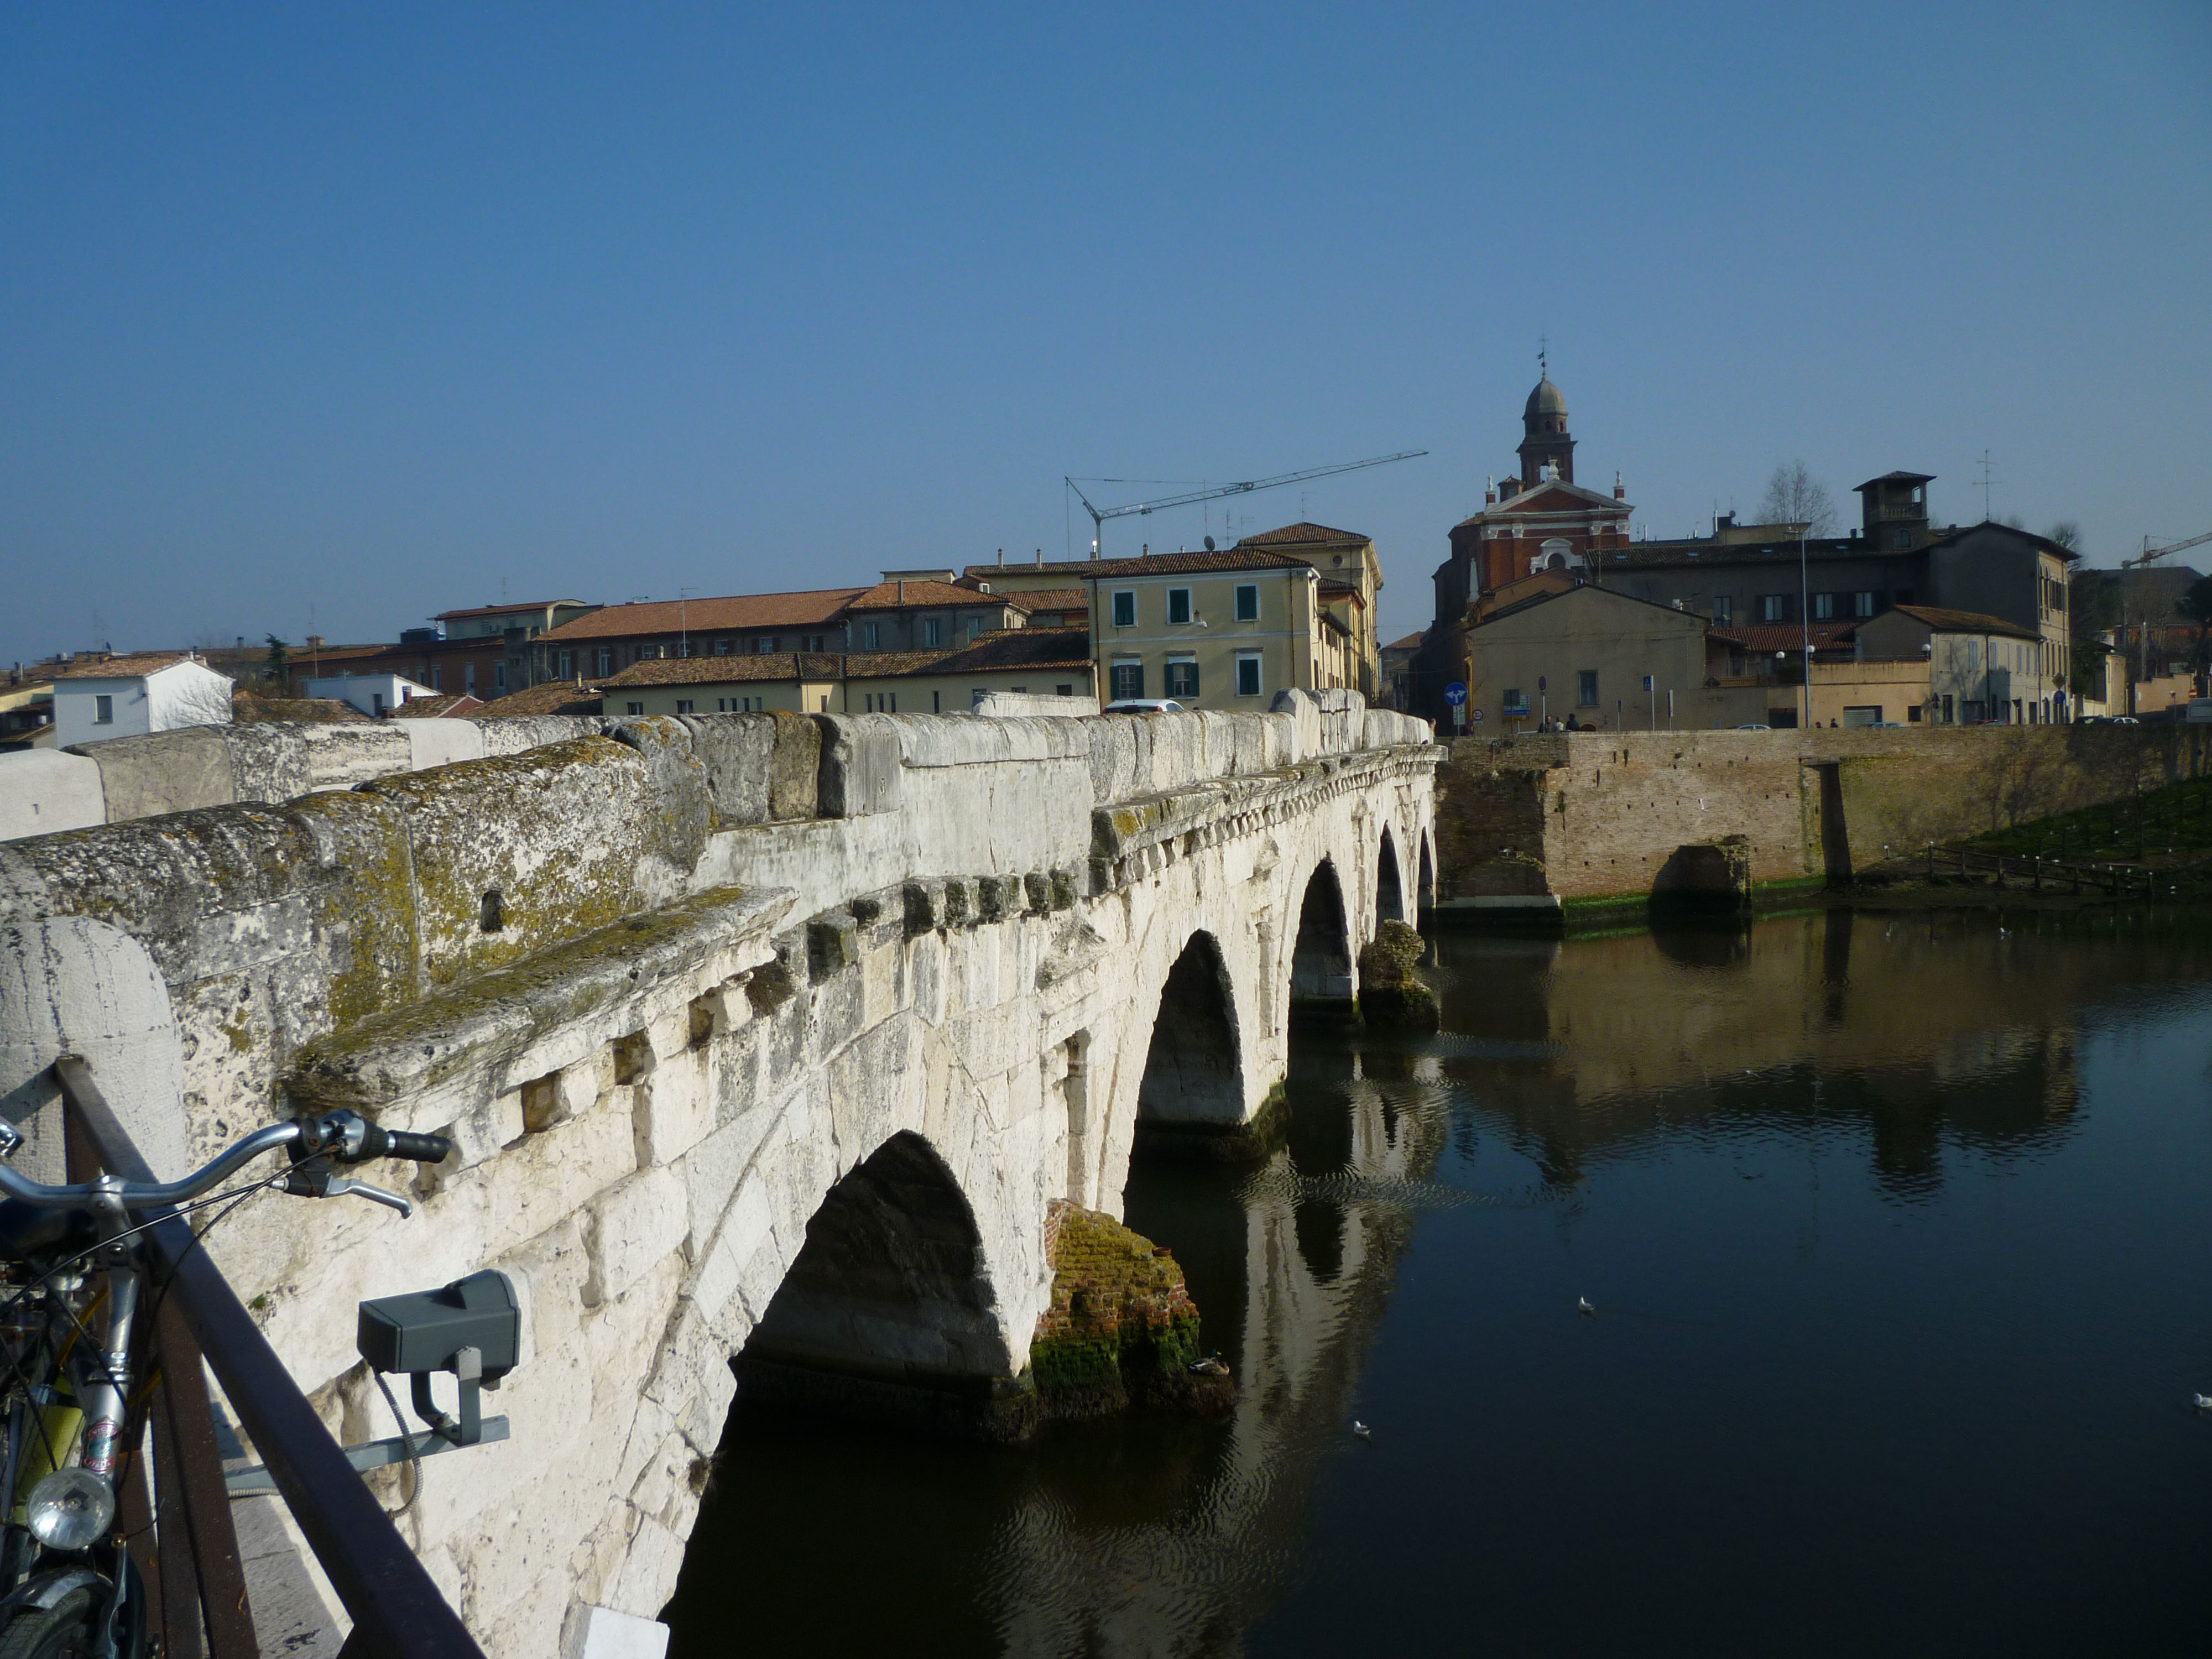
1444;681;1468;706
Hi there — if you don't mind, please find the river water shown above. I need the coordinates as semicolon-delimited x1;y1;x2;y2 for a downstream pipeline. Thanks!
665;907;2212;1656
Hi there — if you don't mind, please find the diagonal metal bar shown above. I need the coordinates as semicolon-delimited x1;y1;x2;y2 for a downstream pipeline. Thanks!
154;1297;257;1657
54;1057;486;1659
148;1381;208;1659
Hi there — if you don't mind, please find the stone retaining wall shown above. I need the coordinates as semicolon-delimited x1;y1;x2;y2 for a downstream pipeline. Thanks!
1435;723;2212;911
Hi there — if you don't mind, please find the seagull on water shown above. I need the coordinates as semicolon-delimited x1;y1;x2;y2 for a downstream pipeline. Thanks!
1578;1296;1596;1316
2194;1393;2212;1412
1352;1421;1372;1438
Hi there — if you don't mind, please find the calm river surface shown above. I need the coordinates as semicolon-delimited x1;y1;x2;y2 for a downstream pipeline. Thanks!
666;907;2212;1656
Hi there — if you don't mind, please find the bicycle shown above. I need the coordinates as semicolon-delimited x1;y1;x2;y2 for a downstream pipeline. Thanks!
0;1105;449;1658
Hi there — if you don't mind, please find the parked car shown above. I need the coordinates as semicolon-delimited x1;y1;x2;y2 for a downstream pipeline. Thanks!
1733;723;1772;731
1102;699;1185;714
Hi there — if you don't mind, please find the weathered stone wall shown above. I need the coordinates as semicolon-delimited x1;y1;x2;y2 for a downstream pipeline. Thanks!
0;695;1438;1656
1435;724;2212;911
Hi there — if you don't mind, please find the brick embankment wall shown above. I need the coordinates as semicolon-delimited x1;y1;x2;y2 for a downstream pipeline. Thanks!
1434;725;2212;910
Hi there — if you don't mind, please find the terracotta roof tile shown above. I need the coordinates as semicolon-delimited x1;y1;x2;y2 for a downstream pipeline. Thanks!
1237;521;1371;546
541;589;867;641
1006;589;1089;614
52;652;221;679
962;546;1321;581
601;654;847;687
1076;549;1317;578
389;693;488;718
1708;623;1857;653
927;628;1092;674
843;580;999;611
482;681;608;716
229;690;370;724
1883;603;2042;640
431;601;593;621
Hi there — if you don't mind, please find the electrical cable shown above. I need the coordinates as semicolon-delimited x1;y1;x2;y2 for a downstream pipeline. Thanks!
369;1368;422;1519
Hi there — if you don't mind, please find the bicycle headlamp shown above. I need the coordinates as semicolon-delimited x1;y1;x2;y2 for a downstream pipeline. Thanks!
25;1468;112;1551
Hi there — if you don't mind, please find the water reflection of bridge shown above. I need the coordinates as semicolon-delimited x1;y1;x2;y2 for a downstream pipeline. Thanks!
1427;910;2212;1196
989;1052;1449;1658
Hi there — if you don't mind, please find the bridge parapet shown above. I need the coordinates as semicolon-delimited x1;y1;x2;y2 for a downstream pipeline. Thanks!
0;692;1436;1655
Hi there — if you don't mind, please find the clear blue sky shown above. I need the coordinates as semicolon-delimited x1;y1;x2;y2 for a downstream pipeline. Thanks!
4;2;2206;664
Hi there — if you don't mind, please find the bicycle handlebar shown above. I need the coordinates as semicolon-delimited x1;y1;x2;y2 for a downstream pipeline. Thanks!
0;1112;452;1212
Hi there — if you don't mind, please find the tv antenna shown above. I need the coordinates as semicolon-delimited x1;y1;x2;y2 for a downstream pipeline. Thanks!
1065;450;1427;558
1975;450;1995;521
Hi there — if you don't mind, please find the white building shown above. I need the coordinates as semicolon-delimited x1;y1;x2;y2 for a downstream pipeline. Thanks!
298;673;438;718
51;653;233;749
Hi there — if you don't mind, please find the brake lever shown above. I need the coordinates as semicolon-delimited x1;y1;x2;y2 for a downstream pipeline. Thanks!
327;1177;413;1219
283;1159;413;1219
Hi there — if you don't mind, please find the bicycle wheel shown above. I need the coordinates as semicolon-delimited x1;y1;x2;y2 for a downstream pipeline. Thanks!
0;1586;98;1659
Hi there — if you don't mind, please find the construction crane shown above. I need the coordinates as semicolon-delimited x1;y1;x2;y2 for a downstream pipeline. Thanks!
2127;529;2212;567
2117;529;2212;713
1064;450;1427;557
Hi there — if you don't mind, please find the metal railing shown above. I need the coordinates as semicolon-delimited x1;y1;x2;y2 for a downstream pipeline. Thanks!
50;1056;486;1659
1922;842;2164;900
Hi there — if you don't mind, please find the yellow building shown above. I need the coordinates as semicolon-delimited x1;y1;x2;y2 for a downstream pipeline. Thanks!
1082;549;1353;707
1234;523;1385;697
599;630;1097;717
963;520;1386;696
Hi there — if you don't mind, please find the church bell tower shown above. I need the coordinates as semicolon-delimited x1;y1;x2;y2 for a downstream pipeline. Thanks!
1515;353;1574;487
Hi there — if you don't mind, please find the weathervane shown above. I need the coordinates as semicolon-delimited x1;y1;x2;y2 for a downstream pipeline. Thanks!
1538;333;1548;377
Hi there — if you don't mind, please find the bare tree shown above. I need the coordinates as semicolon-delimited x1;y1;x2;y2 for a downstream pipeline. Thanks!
2046;520;2082;552
1755;461;1837;536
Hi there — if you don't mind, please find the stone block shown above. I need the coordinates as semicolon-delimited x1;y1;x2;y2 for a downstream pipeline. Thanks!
72;727;237;821
298;723;411;791
583;1167;690;1307
478;1105;639;1265
674;714;774;827
633;1060;713;1167
1085;714;1137;802
219;723;316;805
561;1603;670;1659
0;750;105;842
401;718;486;772
472;715;606;757
1269;689;1322;762
765;712;820;820
442;1085;525;1169
812;713;902;817
495;1215;590;1361
358;737;654;991
599;718;714;885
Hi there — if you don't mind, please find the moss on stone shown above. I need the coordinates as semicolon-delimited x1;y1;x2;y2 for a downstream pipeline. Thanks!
1027;1202;1230;1420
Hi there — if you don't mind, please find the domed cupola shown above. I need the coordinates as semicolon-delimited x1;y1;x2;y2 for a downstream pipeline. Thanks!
1516;363;1575;485
1524;374;1568;429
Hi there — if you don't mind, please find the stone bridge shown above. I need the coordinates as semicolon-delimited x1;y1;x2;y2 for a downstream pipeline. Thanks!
0;693;1438;1656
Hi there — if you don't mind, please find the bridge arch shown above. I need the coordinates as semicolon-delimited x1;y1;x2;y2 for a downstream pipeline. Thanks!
1375;826;1406;925
1134;930;1246;1128
1288;857;1357;1014
733;1129;1021;1434
1417;830;1437;913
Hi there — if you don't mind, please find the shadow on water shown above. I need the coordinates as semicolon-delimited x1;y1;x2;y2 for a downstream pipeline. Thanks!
665;906;2212;1657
